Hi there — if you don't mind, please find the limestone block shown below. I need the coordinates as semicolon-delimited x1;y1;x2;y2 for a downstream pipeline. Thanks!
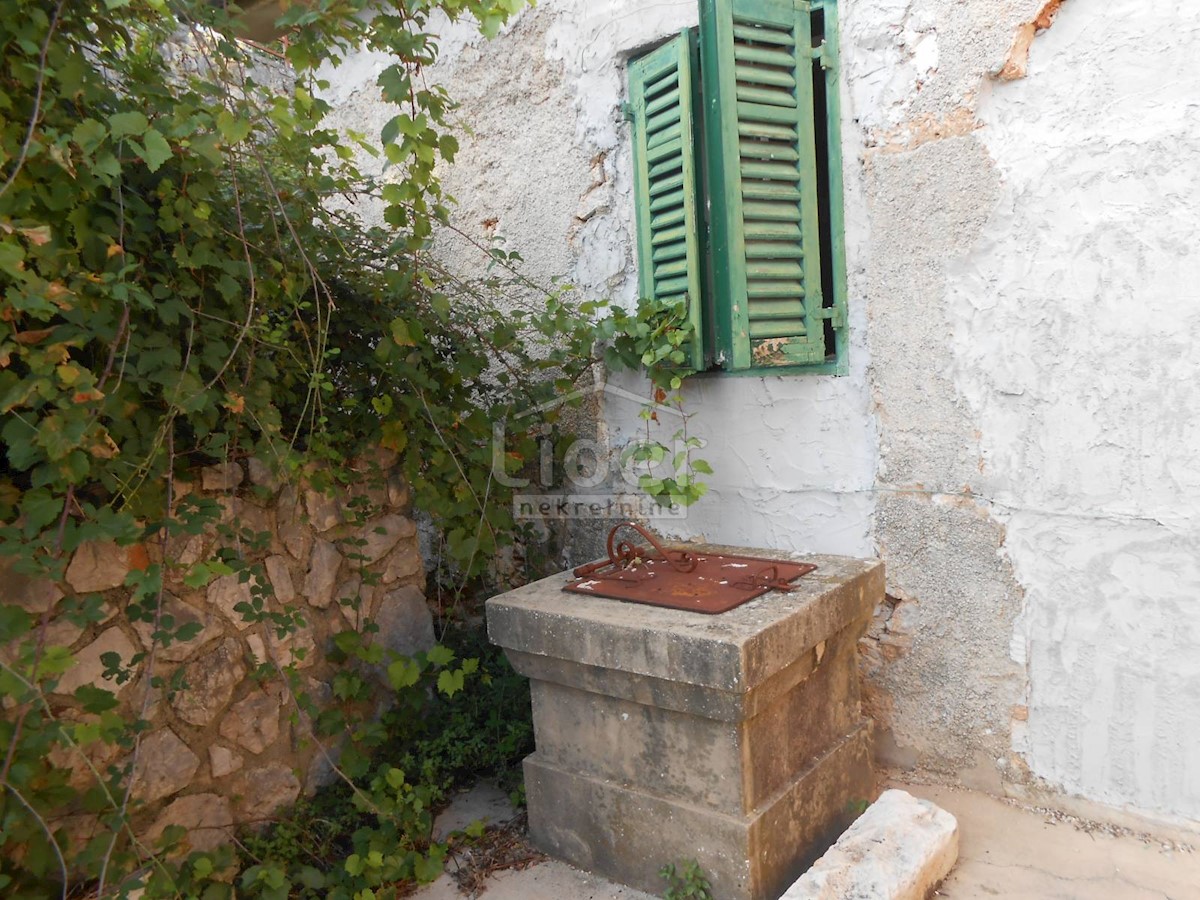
265;619;316;669
0;557;64;613
209;744;244;778
65;540;134;593
47;813;102;859
386;474;409;510
355;514;416;564
781;789;958;900
217;497;274;544
303;539;342;608
246;632;268;666
207;573;254;629
333;574;365;627
304;747;338;795
350;447;399;472
264;555;296;603
200;461;244;491
2;617;82;665
525;725;876;900
380;540;422;584
304;486;345;533
527;626;861;814
144;793;234;854
246;457;281;493
130;728;201;803
46;716;123;791
373;586;435;658
219;689;281;754
488;553;882;692
171;637;246;726
131;593;220;662
171;532;208;567
231;763;301;823
277;485;313;561
490;550;884;900
54;627;138;697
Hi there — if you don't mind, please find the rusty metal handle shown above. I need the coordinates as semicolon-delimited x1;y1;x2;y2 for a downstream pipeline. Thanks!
572;522;696;578
731;564;798;593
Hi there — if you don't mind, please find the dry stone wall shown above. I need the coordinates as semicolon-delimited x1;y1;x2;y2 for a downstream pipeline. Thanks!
4;452;433;855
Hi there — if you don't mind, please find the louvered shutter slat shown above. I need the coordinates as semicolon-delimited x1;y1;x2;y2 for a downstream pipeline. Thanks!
629;31;706;371
734;64;796;89
701;0;830;368
646;87;683;116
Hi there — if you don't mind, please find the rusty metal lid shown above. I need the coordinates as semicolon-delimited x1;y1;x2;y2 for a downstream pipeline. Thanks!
563;523;817;615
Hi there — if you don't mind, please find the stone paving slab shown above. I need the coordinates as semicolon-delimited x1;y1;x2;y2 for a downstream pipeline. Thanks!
900;783;1200;900
413;781;1200;900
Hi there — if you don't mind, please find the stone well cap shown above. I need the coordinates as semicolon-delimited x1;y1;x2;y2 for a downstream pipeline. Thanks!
487;548;882;692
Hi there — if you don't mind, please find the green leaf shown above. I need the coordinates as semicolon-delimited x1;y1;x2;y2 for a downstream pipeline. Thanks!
140;127;172;172
295;866;326;889
413;844;446;883
216;110;252;144
426;645;454;667
0;240;25;277
387;657;421;690
74;684;120;713
437;668;465;697
108;110;149;138
0;605;32;645
390;318;416;347
20;489;62;531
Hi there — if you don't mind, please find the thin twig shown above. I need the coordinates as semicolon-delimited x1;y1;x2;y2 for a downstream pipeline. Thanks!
0;0;66;201
4;784;68;900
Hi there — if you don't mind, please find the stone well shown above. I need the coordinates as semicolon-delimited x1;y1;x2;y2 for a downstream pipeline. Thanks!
487;547;882;900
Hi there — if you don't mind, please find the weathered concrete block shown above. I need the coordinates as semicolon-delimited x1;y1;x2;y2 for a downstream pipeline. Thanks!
781;789;958;900
488;549;883;900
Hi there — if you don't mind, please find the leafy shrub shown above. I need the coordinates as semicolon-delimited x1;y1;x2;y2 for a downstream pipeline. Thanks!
0;0;588;896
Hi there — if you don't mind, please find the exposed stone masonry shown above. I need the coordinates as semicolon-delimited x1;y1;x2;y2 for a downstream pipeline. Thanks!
5;452;433;857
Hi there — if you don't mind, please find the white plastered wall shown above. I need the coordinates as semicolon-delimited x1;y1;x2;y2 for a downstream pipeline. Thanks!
321;0;1200;823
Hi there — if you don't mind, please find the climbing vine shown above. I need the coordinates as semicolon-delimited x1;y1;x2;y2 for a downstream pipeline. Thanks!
0;0;718;895
600;297;711;508
0;0;598;896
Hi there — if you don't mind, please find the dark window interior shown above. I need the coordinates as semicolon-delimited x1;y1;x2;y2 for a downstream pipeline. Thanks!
810;7;836;358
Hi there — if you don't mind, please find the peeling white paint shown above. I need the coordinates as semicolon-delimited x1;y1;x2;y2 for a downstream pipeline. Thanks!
947;0;1200;820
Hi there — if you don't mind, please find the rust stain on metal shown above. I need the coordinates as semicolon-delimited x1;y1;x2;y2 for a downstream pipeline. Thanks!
564;522;817;614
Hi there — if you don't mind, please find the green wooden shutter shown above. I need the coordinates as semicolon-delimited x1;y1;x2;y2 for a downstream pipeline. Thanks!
628;31;706;372
699;0;827;370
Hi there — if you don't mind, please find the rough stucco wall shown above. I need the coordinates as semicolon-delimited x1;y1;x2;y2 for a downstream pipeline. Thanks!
949;1;1200;819
843;0;1034;788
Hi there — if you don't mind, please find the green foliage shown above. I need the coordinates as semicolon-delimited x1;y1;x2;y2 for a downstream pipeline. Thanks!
0;0;579;896
659;859;714;900
0;0;599;586
598;297;712;507
236;629;532;900
599;295;697;392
